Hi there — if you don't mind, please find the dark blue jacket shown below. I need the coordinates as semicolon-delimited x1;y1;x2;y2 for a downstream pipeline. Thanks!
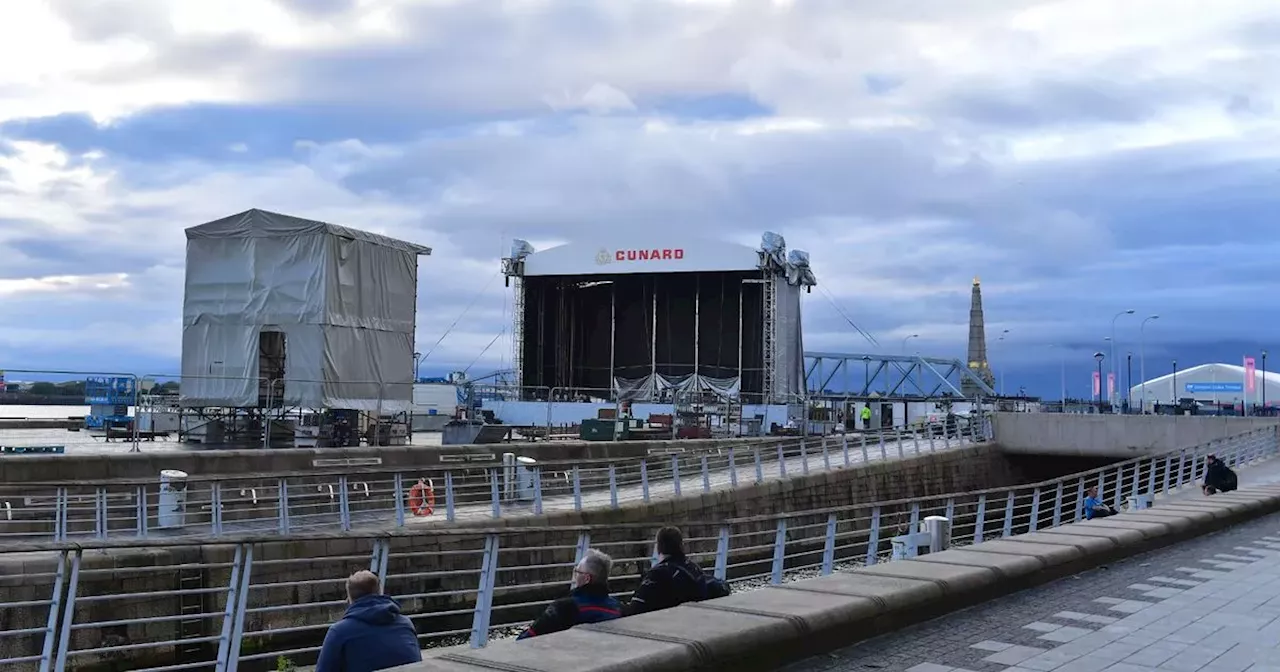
517;583;621;640
316;595;422;672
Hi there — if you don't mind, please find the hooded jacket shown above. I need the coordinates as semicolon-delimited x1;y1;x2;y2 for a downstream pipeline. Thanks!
1205;460;1238;492
315;595;422;672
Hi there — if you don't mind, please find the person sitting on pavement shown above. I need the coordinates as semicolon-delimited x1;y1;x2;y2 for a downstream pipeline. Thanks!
518;549;621;640
1083;486;1116;519
625;526;730;616
1203;455;1239;495
316;570;422;672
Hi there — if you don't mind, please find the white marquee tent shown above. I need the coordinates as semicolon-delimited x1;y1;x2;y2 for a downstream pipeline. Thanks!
1129;362;1279;408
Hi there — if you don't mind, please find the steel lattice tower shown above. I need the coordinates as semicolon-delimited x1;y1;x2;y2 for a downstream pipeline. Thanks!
962;276;995;396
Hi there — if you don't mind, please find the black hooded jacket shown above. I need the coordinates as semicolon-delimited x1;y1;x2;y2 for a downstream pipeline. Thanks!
1205;460;1238;492
625;554;725;616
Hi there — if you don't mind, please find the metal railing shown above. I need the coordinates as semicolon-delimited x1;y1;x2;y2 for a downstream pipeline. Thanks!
0;419;989;543
1;425;1274;672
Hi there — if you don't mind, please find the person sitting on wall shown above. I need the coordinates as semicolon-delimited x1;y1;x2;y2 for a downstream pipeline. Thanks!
1083;486;1116;519
517;549;621;640
316;570;421;672
1203;455;1239;495
625;526;730;616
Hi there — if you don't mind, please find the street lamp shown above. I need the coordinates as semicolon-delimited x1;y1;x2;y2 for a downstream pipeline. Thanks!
1126;351;1132;414
900;334;919;354
997;330;1010;396
1110;309;1135;407
1139;315;1159;414
1172;359;1178;408
413;351;423;382
1094;352;1105;413
1264;350;1269;411
1048;344;1066;407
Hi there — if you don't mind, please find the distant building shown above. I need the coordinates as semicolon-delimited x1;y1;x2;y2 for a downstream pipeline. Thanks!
1130;362;1278;409
962;277;995;396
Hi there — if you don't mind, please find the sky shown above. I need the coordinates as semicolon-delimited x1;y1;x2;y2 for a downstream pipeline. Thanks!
1;0;1278;398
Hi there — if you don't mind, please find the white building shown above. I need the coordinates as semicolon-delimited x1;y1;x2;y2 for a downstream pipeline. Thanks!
1129;362;1279;409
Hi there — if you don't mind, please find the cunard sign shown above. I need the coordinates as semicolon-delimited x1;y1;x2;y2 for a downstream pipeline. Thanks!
611;248;685;262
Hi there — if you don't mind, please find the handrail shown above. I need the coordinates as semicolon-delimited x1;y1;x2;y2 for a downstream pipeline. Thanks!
0;419;991;544
0;423;1273;672
3;417;980;487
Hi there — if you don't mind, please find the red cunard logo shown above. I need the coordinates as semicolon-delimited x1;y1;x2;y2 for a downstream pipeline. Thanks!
615;248;685;261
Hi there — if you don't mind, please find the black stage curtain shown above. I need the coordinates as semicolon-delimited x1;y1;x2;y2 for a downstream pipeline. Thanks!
520;271;764;397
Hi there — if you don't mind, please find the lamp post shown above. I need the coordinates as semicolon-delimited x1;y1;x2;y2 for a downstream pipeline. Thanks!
1172;359;1178;408
413;351;423;382
1264;350;1269;411
996;330;1010;396
1138;315;1158;414
1110;309;1135;408
1126;352;1133;414
1049;344;1066;408
900;334;919;354
1094;352;1105;413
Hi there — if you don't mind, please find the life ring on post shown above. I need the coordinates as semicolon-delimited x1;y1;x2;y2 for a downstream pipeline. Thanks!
408;478;435;516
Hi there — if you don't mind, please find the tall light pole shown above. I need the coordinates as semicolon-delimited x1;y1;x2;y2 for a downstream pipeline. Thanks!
900;334;919;354
414;351;423;382
1049;344;1066;408
1110;309;1135;408
997;329;1010;396
1139;314;1158;414
1094;352;1105;413
1263;350;1269;411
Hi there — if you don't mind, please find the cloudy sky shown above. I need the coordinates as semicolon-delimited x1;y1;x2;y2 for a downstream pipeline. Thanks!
1;0;1277;397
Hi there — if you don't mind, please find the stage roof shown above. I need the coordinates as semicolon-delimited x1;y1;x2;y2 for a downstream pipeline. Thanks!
520;237;762;276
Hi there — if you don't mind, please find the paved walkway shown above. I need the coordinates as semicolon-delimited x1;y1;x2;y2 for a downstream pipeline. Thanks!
784;457;1280;672
408;433;980;526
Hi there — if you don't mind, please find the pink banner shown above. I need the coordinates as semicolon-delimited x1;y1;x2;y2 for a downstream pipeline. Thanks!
1092;371;1101;396
1245;356;1257;393
1107;373;1115;399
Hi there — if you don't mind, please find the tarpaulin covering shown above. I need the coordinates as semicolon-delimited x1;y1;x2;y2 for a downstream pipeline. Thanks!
613;373;743;401
180;209;430;412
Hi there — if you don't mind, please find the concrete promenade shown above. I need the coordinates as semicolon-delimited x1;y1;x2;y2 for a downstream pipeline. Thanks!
397;436;1280;672
787;459;1280;672
410;432;979;526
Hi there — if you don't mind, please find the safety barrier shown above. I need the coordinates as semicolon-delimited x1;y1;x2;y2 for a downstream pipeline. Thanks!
0;419;989;543
0;424;1272;672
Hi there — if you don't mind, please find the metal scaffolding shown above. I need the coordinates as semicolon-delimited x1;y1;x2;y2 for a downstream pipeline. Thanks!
804;351;997;399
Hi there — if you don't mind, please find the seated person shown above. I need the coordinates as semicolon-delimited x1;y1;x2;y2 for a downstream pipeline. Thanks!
1083;486;1116;519
518;549;620;640
625;526;729;616
1203;455;1238;495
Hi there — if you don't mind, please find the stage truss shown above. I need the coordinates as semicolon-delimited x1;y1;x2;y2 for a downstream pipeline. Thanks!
804;351;997;399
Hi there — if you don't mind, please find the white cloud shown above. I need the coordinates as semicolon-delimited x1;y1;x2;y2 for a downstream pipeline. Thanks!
1;0;1279;387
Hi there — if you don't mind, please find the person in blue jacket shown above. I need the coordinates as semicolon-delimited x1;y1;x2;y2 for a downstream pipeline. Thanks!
316;570;422;672
1083;486;1115;520
518;549;621;639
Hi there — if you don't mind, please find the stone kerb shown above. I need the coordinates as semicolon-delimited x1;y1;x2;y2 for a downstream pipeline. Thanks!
397;484;1280;672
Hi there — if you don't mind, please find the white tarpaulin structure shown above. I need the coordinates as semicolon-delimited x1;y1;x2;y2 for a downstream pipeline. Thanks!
180;209;431;412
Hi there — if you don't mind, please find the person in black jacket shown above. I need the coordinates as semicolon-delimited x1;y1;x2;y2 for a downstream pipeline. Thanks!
1203;455;1238;495
518;549;621;640
625;526;729;616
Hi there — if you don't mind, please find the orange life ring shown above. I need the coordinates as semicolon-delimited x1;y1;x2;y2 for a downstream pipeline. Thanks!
408;478;435;516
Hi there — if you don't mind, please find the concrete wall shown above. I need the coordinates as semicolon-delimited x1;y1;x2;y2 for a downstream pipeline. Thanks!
2;445;1097;671
992;412;1280;457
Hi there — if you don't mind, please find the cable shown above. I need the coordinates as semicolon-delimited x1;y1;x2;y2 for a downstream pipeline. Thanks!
464;328;507;375
818;285;881;348
420;269;501;363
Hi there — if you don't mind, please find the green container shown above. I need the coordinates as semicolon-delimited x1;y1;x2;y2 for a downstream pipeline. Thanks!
579;418;617;441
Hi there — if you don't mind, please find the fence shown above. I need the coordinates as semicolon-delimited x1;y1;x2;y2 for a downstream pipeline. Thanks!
0;419;988;543
1;425;1275;672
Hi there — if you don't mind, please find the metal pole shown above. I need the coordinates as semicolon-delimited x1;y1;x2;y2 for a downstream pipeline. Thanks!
1111;309;1134;407
1172;359;1178;409
737;282;744;385
694;275;700;378
1140;315;1158;413
1264;351;1269;411
650;280;658;381
1096;358;1103;413
1126;352;1132;413
609;283;616;395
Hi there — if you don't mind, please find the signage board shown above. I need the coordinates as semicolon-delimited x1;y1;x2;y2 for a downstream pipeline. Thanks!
521;239;762;276
1185;382;1243;393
